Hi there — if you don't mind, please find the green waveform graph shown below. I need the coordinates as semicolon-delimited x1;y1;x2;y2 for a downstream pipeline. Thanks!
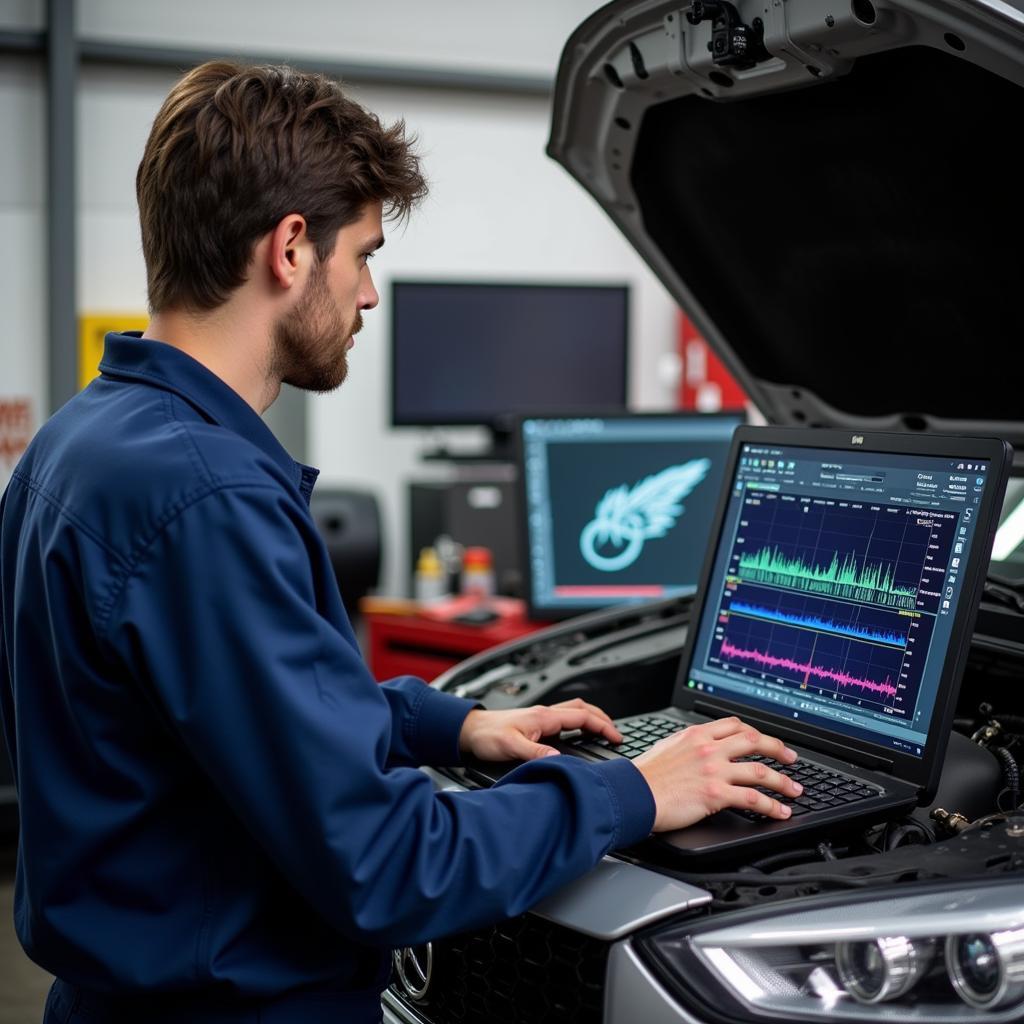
737;546;919;610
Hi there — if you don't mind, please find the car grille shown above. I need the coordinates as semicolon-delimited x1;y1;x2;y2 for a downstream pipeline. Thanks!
388;913;610;1024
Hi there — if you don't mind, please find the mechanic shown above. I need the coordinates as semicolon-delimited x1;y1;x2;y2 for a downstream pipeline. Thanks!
0;61;803;1024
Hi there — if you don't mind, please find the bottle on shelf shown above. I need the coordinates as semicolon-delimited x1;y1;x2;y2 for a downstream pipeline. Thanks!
461;546;496;598
434;534;464;594
413;546;448;604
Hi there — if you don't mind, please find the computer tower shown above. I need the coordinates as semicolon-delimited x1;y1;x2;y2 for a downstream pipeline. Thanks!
408;478;522;597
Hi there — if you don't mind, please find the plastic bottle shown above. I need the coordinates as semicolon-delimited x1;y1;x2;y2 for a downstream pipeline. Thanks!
461;546;496;598
414;546;448;604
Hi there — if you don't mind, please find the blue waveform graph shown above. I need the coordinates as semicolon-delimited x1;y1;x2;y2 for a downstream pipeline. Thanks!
728;600;909;647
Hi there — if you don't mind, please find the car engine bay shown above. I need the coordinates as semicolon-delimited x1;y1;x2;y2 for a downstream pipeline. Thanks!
388;588;1024;1022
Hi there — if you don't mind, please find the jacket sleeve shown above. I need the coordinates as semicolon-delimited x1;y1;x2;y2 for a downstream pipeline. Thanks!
103;484;655;947
376;675;480;769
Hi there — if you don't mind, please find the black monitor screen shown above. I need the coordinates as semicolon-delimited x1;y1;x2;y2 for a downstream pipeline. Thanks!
521;413;744;619
390;281;628;427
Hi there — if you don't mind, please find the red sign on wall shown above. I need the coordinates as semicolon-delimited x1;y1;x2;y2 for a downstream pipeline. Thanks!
677;312;748;412
0;398;33;468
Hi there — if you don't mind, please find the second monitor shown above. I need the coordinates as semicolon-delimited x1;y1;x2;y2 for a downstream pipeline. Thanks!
520;412;744;620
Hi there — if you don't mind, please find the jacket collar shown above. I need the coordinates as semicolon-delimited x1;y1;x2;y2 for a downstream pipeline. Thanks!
98;332;320;502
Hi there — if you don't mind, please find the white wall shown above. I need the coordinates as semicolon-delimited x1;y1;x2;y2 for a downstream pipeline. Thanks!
75;0;596;78
0;0;43;30
0;56;46;488
1;1;683;595
77;63;162;311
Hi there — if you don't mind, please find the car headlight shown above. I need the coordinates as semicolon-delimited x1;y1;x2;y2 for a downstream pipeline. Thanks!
947;931;1024;1009
638;878;1024;1022
835;934;936;1003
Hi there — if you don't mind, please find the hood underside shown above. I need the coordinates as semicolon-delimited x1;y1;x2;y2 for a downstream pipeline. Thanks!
548;0;1024;444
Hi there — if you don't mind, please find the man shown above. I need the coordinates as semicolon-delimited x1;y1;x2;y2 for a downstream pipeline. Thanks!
0;61;801;1023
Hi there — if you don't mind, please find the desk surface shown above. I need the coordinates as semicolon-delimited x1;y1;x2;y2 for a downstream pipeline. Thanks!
363;602;545;682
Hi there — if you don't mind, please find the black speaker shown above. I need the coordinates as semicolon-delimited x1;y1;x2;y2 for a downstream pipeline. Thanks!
309;488;382;622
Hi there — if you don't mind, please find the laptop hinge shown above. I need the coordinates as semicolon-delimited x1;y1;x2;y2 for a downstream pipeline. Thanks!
692;699;896;774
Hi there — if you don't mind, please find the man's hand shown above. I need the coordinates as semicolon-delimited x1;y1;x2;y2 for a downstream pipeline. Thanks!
634;716;802;831
459;698;622;762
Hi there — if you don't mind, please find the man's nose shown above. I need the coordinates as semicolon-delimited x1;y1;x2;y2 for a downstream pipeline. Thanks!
360;271;379;311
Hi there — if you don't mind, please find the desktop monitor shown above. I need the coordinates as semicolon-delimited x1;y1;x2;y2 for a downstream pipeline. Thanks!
519;412;745;620
390;281;628;451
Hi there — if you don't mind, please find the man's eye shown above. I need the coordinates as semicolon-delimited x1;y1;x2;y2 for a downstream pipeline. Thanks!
361;252;376;265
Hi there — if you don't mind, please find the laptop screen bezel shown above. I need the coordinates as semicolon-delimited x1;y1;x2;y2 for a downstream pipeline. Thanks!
672;425;1012;798
515;410;746;622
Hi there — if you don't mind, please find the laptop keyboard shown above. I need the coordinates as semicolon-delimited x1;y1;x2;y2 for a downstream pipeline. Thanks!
733;753;883;820
573;715;883;819
578;714;683;757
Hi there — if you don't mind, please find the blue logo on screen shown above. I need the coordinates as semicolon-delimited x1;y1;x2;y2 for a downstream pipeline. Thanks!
579;459;711;571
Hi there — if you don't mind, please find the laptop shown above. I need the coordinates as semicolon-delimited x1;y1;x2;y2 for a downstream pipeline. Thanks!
562;426;1012;857
518;412;744;621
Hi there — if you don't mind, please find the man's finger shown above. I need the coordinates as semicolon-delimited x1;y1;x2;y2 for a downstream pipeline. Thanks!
703;716;748;740
575;710;622;742
503;730;561;761
729;760;803;799
540;707;622;742
552;698;616;729
727;784;792;819
717;729;797;765
753;731;798;764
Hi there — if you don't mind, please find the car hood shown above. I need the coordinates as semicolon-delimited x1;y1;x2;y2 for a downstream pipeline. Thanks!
547;0;1024;447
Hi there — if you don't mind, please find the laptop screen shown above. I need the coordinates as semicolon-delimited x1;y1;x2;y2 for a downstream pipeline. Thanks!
684;439;996;759
520;413;743;619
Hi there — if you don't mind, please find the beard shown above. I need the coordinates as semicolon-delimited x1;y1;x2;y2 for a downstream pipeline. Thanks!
270;260;362;393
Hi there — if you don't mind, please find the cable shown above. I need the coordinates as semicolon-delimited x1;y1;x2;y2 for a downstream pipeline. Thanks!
749;848;822;872
993;747;1020;810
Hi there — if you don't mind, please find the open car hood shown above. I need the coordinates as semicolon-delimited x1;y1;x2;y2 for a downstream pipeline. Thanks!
547;0;1024;447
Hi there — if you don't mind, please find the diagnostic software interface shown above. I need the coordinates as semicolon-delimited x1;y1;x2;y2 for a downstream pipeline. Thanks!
685;441;993;758
522;415;743;616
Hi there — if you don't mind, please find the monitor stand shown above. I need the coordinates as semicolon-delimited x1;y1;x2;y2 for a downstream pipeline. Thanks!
420;424;516;465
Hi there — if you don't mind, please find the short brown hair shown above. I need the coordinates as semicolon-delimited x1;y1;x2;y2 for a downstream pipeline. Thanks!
137;60;427;313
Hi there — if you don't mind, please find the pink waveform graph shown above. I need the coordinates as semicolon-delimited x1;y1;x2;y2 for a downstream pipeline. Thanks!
719;638;899;699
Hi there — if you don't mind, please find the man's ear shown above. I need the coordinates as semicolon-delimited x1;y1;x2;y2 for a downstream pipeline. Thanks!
267;214;309;290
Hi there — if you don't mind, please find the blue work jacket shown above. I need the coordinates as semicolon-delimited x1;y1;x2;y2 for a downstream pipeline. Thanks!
0;333;655;1020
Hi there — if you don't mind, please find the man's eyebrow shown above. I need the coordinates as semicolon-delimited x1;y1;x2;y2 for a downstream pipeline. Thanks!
365;235;385;252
